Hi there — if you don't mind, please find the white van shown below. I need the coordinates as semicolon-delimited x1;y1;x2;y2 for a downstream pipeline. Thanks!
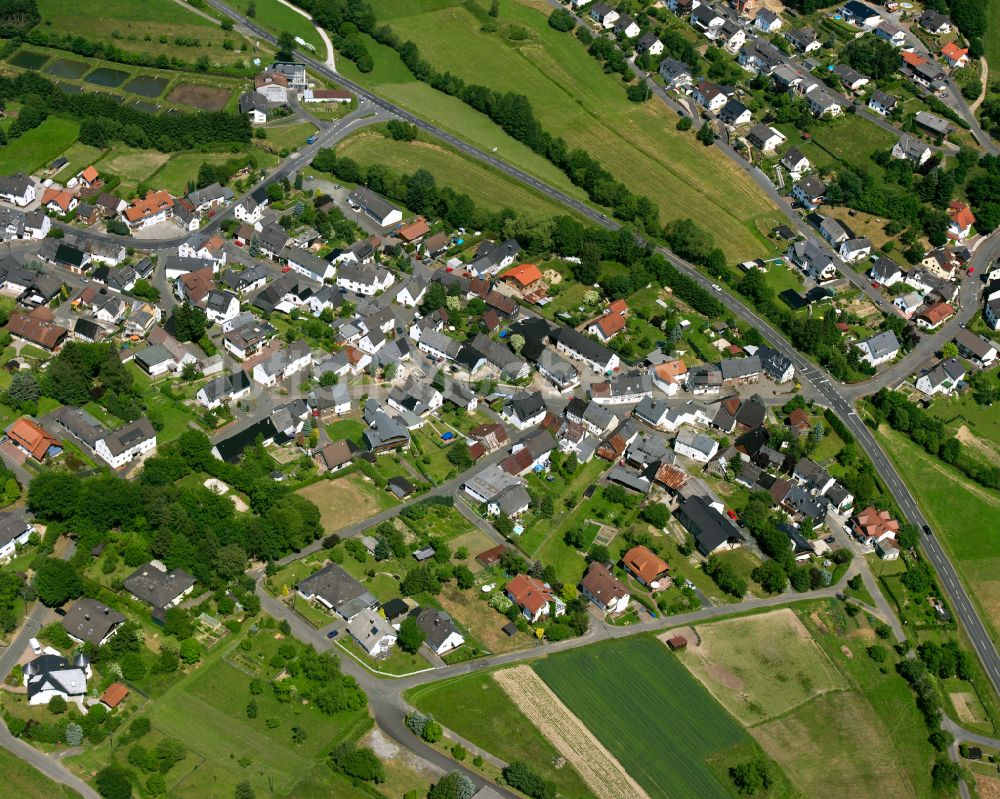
28;637;41;655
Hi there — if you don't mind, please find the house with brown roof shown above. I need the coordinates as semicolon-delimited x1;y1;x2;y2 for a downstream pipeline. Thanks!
851;506;899;548
6;312;68;351
124;190;174;230
8;418;62;461
505;574;565;623
100;682;129;709
580;561;630;614
915;301;954;330
787;408;811;436
476;544;507;566
653;463;688;495
78;165;100;188
622;545;670;587
396;216;431;243
651;359;688;396
501;263;543;291
314;439;357;473
40;187;77;215
586;299;628;342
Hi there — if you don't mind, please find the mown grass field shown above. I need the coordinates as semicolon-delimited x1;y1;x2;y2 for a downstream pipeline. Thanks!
987;0;1000;75
680;609;848;725
875;426;1000;642
406;672;593;799
533;636;754;799
36;0;249;65
297;474;398;531
359;0;783;259
0;748;82;799
0;117;79;174
150;149;280;195
337;130;585;220
250;0;325;54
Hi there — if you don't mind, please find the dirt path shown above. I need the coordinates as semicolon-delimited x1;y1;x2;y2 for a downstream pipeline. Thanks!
971;57;989;113
275;0;337;69
493;666;650;799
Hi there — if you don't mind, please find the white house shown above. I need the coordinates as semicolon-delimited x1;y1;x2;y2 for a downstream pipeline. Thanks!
855;330;900;366
0;173;35;207
868;90;898;117
95;418;157;469
197;370;252;409
891;134;932;166
414;608;465;656
747;123;786;152
875;20;906;47
234;189;268;226
347;187;402;228
755;9;782;32
24;652;90;706
252;341;313;387
336;264;395;296
916;358;965;397
694;80;727;113
614;14;640;38
791;175;826;208
204;290;241;326
839;237;872;263
347;609;396;657
674;427;719;463
0;510;34;562
590;3;619;28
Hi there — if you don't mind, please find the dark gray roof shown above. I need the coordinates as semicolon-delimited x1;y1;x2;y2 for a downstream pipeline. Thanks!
297;563;376;619
678;495;745;556
62;598;125;645
413;608;462;650
123;562;196;609
348;186;399;222
554;326;616;365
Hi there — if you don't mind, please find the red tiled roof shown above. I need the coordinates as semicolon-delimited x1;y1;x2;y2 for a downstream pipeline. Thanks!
100;682;129;708
941;42;968;61
501;263;543;288
397;216;430;243
622;545;669;584
901;50;928;68
80;165;99;183
8;417;60;461
476;544;506;566
506;574;554;615
852;506;899;540
40;187;75;213
125;190;173;223
949;201;975;230
918;301;954;327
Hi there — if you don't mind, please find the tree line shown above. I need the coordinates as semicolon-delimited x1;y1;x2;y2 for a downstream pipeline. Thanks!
0;71;251;153
867;389;1000;490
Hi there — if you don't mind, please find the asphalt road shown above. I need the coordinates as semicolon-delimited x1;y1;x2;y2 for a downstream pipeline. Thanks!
201;0;1000;702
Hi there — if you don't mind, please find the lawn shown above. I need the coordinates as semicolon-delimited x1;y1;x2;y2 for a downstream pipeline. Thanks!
325;417;365;446
337;131;584;220
533;637;756;799
258;121;319;153
0;117;79;174
36;0;251;66
925;379;1000;452
876;426;1000;633
358;0;783;260
406;672;593;799
53;141;107;183
296;473;398;532
246;0;325;54
151;149;278;195
94;145;172;195
0;747;82;799
789;600;937;798
988;0;1000;75
336;33;586;205
678;608;848;726
337;638;432;676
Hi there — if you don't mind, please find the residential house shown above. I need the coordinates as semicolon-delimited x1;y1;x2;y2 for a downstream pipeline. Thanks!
470;333;529;380
780;148;811;180
336;263;395;296
868;89;898;116
94;418;157;469
917;9;951;35
791;175;826;208
690;4;724;35
553;326;620;373
413;608;465;655
467;239;521;277
313;439;357;473
0;509;34;562
589;3;619;28
891;134;932;166
186;182;234;213
875;20;906;47
915;301;954;330
674;427;719;462
855;330;900;366
916;358;965;396
948;201;975;241
755;8;781;32
348;609;397;657
841;0;880;28
677;495;746;556
914;111;953;138
719;98;753;126
506;574;565;623
651;359;688;396
24;653;90;706
851;506;899;549
296;563;378;621
785;27;820;54
388;376;443;417
578;561;630;614
694;80;727;113
834;64;869;92
348;187;402;228
955;329;998;368
252;340;313;386
40;188;77;216
239;91;268;124
196;370;252;409
6;312;68;352
502;392;547;430
590;373;653;405
840;237;872;263
123;190;174;230
0;173;35;207
637;33;664;56
234;188;268;226
614;14;640;38
659;57;692;88
787;239;837;281
747;123;785;152
893;291;923;318
622;545;670;587
941;42;969;69
178;233;227;266
805;87;843;117
62;599;125;647
124;561;196;610
586;299;628;341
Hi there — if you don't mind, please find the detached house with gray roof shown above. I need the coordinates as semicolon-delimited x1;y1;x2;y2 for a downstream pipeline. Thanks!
855;330;900;366
297;563;378;621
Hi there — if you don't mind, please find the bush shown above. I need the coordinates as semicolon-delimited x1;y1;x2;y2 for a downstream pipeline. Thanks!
503;761;554;799
95;765;133;799
547;8;575;32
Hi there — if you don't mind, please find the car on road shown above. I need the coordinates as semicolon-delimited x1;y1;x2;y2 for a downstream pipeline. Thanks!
923;524;933;536
29;637;41;655
871;281;879;288
326;630;339;639
843;523;852;535
282;266;292;273
711;283;722;292
824;536;836;544
968;267;975;276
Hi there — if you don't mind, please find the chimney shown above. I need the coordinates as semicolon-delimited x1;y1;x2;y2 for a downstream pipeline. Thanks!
84;613;91;621
104;608;110;616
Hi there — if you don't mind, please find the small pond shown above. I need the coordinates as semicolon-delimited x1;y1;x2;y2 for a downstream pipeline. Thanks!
85;68;129;87
124;75;169;98
45;59;90;79
8;50;49;70
132;101;159;114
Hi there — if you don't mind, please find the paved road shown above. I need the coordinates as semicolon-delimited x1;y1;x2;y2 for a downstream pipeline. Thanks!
198;0;1000;702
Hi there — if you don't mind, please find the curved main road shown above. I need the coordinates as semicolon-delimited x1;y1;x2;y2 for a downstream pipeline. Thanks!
197;0;1000;701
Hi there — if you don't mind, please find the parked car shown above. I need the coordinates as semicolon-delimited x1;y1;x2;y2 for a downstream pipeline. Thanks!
326;630;339;639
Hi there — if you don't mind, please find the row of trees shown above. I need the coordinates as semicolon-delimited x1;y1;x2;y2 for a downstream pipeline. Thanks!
0;71;250;153
868;389;1000;490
